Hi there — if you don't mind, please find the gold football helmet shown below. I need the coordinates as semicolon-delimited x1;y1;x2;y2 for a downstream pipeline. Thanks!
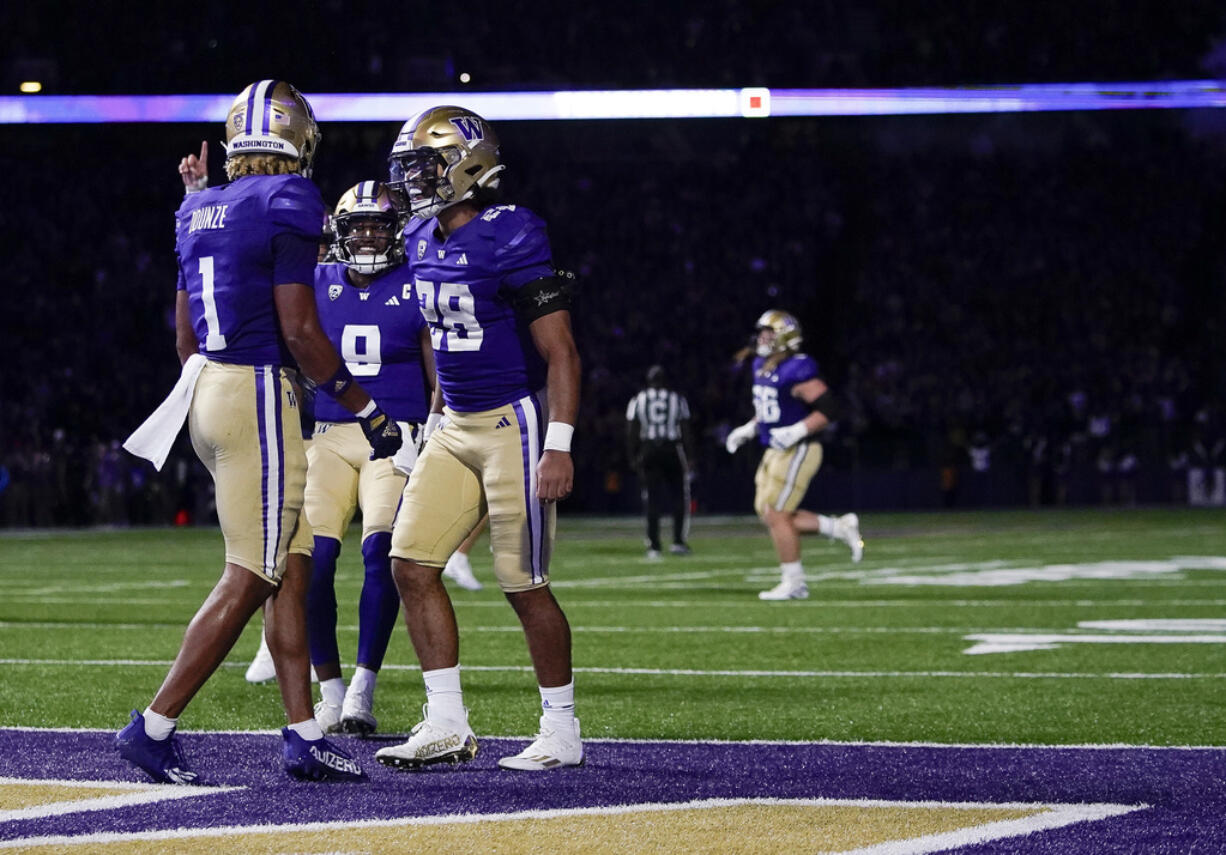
387;105;505;219
755;309;803;357
331;181;406;274
224;80;321;177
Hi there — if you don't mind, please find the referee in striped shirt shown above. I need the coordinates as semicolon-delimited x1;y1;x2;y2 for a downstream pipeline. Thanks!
626;365;695;559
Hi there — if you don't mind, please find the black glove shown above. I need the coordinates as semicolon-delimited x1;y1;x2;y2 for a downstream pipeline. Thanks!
358;404;403;460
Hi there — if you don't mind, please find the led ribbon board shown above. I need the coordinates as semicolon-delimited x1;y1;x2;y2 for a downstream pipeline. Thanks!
1;81;1224;124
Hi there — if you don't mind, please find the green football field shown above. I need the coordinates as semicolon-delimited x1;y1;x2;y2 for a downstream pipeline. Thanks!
1;507;1223;747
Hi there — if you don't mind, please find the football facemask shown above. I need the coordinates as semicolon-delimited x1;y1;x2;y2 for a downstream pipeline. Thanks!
387;105;505;219
331;181;405;275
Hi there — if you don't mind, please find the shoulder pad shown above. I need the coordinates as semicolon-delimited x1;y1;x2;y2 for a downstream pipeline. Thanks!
491;206;551;268
784;354;820;383
267;175;325;237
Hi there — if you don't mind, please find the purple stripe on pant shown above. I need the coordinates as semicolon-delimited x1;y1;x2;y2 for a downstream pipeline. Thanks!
511;397;544;584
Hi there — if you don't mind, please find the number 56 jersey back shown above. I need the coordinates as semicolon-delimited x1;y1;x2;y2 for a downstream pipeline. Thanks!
175;174;325;366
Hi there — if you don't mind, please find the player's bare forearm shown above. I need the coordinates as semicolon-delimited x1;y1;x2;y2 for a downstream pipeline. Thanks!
529;311;581;427
419;326;439;404
529;311;580;502
175;290;198;365
275;282;372;414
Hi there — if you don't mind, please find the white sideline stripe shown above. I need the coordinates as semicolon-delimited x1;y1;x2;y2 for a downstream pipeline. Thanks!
5;724;1224;751
0;777;240;823
1;658;1222;680
0;796;1144;851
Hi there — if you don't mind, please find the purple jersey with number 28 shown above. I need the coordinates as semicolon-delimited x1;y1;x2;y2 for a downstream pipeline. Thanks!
175;174;324;366
403;204;555;412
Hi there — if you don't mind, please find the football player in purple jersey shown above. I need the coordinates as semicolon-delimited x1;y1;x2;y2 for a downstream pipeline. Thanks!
117;81;402;785
725;310;864;600
305;180;435;736
374;106;584;772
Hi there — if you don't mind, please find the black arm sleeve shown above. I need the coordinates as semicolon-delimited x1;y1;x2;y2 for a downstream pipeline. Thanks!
809;391;842;423
512;275;574;323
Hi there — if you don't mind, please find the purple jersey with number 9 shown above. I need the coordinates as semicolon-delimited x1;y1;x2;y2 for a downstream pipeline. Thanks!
175;174;324;366
403;204;555;412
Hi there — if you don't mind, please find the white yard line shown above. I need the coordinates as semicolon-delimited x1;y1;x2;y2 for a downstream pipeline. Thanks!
0;778;240;823
1;658;1221;680
0;796;1146;852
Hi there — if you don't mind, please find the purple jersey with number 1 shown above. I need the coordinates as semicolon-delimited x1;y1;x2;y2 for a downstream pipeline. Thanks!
312;262;429;423
403;204;555;412
175;174;324;366
752;352;820;447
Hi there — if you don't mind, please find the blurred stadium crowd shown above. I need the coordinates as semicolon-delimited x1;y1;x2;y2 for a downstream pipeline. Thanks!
2;3;1225;526
5;2;1223;92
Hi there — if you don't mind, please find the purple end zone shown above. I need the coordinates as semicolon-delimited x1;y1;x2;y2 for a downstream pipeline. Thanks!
1;729;1223;852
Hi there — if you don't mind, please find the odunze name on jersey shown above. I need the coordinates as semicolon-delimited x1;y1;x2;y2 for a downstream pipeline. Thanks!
189;205;228;232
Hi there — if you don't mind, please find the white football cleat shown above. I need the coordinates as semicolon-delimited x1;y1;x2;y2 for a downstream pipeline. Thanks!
758;579;809;600
645;549;662;562
244;635;276;684
341;683;377;736
375;705;478;771
244;634;319;684
443;552;483;591
498;716;584;771
835;513;864;563
314;699;343;734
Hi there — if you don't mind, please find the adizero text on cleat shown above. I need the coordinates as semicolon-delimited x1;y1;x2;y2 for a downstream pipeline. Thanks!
282;729;367;782
375;705;478;771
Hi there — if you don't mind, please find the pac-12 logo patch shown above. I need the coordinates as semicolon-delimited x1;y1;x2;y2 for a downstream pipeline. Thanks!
417;239;427;260
328;283;343;301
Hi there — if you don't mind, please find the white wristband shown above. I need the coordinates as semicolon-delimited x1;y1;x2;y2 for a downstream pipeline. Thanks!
543;421;574;452
355;400;377;419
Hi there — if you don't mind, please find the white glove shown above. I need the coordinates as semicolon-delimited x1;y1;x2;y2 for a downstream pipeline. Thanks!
768;421;809;450
391;421;420;476
724;420;758;454
421;412;446;446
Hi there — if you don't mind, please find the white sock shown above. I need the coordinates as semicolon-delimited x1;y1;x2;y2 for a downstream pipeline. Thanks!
320;677;346;707
142;708;176;741
289;718;324;741
540;681;576;727
423;665;465;721
349;666;377;695
780;560;804;582
817;514;836;537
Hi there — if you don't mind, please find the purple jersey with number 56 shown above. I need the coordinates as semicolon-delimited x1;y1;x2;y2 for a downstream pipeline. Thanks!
751;353;820;447
312;262;429;423
175;174;324;366
403;205;555;411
